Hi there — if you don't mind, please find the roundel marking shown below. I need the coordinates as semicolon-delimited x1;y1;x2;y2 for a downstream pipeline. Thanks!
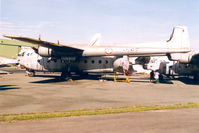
105;48;113;55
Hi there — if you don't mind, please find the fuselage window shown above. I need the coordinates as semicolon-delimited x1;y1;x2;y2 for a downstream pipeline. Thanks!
98;60;102;64
84;60;87;63
105;60;108;64
91;60;95;64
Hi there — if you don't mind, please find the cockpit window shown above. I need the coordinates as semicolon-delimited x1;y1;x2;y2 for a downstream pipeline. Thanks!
18;52;25;56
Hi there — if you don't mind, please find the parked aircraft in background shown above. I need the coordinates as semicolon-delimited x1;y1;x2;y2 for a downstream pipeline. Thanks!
146;56;171;71
0;56;17;67
160;51;199;81
3;26;190;80
0;56;17;74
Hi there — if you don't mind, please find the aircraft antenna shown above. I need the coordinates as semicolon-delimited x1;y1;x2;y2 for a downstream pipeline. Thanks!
39;34;41;41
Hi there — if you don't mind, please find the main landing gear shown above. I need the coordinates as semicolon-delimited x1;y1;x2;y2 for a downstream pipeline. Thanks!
61;71;73;82
114;70;131;83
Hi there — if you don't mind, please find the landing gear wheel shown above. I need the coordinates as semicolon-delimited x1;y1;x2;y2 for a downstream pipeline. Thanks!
61;71;72;81
61;72;67;79
26;70;35;77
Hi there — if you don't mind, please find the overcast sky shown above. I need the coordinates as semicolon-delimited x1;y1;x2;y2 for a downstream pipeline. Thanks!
1;0;199;49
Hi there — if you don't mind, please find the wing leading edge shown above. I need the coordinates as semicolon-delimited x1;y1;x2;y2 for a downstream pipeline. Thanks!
3;34;83;53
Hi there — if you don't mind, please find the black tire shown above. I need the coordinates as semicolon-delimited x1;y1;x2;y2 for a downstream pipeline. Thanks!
194;74;199;82
61;72;67;79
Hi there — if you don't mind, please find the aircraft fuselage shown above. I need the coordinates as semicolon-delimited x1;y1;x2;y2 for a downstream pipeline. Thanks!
18;47;115;73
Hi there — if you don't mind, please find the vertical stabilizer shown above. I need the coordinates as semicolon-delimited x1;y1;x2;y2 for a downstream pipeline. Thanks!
167;26;190;50
89;33;101;46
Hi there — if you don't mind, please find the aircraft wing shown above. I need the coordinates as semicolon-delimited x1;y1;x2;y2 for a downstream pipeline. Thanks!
3;34;83;53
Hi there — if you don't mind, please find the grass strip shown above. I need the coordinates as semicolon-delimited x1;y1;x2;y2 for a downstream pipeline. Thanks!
0;102;199;122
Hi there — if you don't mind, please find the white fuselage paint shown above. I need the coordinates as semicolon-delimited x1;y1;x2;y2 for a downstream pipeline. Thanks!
73;41;190;57
18;47;115;73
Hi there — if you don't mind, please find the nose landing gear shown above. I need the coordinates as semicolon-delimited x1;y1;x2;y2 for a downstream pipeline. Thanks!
26;69;35;77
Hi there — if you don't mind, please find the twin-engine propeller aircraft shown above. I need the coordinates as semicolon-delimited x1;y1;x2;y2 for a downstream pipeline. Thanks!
3;26;190;81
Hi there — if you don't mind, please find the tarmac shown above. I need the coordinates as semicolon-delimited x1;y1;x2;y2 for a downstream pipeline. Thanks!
1;108;199;133
0;70;199;114
1;70;199;133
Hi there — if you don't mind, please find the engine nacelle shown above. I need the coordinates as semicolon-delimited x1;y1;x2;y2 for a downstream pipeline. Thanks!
113;58;124;72
113;56;132;73
38;46;52;57
168;51;196;63
37;46;82;57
